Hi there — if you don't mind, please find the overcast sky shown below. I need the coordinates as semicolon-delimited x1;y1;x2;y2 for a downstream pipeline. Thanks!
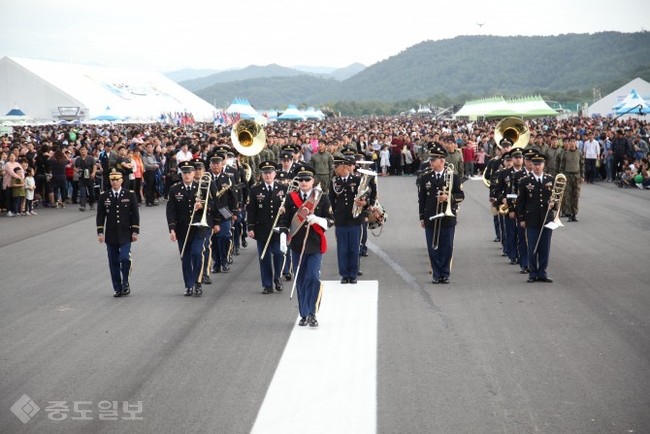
1;0;648;73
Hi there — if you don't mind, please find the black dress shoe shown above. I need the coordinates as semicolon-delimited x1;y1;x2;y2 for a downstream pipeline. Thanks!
509;258;517;265
520;267;530;274
308;315;319;327
432;278;440;284
194;283;203;296
122;284;130;295
527;277;537;283
349;278;358;284
340;277;349;284
493;237;500;242
202;275;212;284
113;290;122;297
211;266;221;274
360;251;368;257
262;287;273;294
184;287;193;296
274;279;283;292
283;273;292;281
357;269;363;276
234;247;240;255
439;277;449;284
298;317;308;326
221;266;230;273
241;239;248;248
538;277;553;283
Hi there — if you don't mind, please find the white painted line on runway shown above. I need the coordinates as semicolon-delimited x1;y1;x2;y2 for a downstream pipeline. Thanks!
251;280;378;434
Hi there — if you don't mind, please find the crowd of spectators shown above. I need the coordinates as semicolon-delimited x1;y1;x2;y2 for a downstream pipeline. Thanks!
1;114;649;218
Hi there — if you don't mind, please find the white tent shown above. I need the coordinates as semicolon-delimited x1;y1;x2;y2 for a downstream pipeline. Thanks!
588;77;650;118
277;105;305;121
0;56;218;122
303;106;325;120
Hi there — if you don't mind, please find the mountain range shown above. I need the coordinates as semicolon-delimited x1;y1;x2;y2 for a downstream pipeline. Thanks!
169;32;650;110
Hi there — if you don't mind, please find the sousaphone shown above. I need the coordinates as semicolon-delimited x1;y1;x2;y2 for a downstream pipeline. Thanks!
231;119;266;156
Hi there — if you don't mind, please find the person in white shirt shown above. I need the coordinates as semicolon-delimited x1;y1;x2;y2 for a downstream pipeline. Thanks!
582;132;601;183
175;139;193;173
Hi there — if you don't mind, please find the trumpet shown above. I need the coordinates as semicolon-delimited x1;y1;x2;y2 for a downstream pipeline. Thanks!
180;173;212;259
533;174;567;254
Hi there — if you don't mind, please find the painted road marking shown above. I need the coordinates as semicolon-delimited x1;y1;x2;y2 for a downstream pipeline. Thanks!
251;280;378;434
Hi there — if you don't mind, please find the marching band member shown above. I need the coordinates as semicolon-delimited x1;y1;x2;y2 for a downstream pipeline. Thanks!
278;164;334;327
166;161;219;296
329;155;365;284
496;150;516;264
208;150;239;274
510;148;530;274
418;145;464;284
96;169;140;297
247;160;288;294
193;158;212;285
516;152;555;283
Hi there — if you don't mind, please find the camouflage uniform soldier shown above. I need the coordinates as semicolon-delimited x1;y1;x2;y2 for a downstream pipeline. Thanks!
309;141;334;194
557;136;584;222
545;135;561;176
443;137;464;178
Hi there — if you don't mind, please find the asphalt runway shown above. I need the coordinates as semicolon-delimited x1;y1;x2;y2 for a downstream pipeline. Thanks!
1;175;649;433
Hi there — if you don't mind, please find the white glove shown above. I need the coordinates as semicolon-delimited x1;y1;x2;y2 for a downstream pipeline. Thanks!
279;232;287;253
306;214;328;230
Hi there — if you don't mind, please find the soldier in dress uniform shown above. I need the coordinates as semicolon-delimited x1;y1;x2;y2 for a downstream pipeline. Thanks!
247;160;288;294
329;156;366;284
208;151;239;274
96;169;140;297
509;148;530;274
278;164;334;327
277;149;297;181
166;161;219;296
485;139;512;243
353;157;377;259
557;136;584;222
418;145;465;284
495;150;515;261
516;152;556;283
192;158;212;286
225;149;248;256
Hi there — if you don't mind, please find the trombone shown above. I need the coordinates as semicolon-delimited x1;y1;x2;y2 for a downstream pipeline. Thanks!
180;173;212;259
533;174;567;254
429;163;455;250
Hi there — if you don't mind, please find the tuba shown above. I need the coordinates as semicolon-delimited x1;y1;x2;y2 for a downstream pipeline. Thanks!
352;168;376;218
494;117;530;150
484;117;530;188
231;119;266;156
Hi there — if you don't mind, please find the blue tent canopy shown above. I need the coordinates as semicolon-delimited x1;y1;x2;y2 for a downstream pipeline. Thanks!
5;107;26;116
